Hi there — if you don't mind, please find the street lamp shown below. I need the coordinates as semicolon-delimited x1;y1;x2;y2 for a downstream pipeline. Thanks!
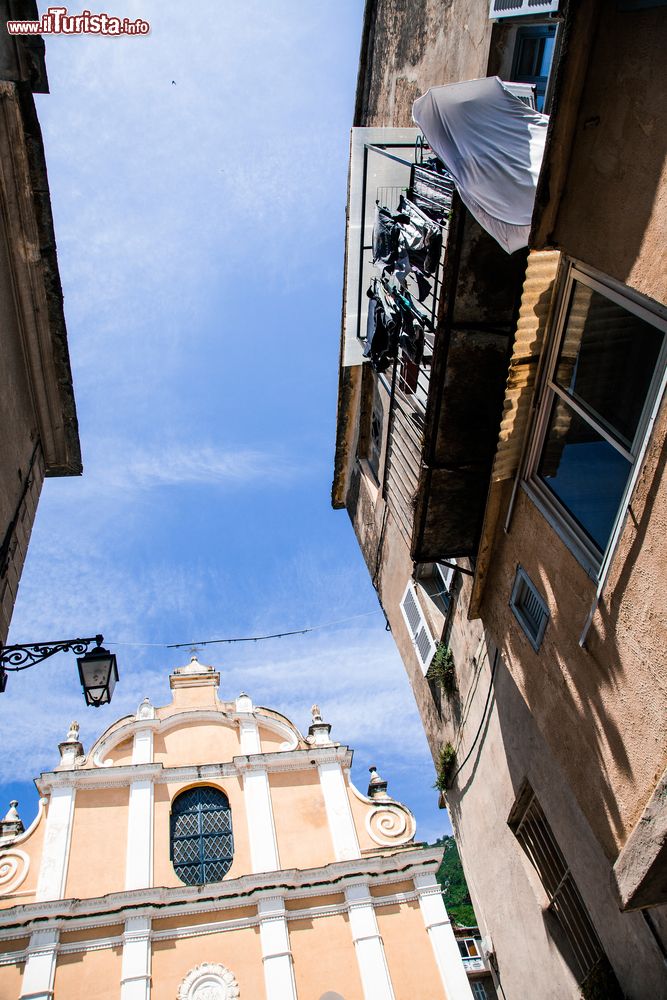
0;634;118;706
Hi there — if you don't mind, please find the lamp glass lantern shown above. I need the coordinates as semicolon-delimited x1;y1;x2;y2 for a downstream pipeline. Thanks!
77;644;118;706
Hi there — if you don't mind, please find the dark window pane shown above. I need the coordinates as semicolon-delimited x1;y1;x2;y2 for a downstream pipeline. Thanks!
555;283;663;448
511;26;557;111
538;397;631;551
170;786;234;886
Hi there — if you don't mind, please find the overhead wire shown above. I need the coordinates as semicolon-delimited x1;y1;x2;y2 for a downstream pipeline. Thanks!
105;610;383;650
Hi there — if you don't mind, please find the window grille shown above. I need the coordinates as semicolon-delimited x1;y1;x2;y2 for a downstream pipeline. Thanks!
400;580;438;673
510;566;549;650
510;787;604;983
170;786;234;886
471;983;488;1000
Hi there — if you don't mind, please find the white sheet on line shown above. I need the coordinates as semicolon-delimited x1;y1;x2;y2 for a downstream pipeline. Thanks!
412;77;549;254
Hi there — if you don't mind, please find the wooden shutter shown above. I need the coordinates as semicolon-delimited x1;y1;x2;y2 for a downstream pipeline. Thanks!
400;581;437;673
489;0;559;18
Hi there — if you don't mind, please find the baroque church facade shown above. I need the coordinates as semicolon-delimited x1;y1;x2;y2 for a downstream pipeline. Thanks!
0;656;473;999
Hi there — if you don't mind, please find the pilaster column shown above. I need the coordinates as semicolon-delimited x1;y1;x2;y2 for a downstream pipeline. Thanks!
125;702;156;890
36;786;75;901
258;896;297;1000
345;884;395;1000
120;916;151;1000
20;928;58;999
236;695;280;873
414;872;474;999
318;760;360;861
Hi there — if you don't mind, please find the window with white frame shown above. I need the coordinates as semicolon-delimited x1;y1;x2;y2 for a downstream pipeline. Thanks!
524;263;667;576
400;579;438;672
457;937;482;959
471;982;489;1000
415;561;455;617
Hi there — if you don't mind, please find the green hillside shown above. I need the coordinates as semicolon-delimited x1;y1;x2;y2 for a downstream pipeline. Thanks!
434;835;477;927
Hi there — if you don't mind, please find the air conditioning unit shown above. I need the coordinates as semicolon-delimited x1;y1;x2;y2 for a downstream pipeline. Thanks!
489;0;559;18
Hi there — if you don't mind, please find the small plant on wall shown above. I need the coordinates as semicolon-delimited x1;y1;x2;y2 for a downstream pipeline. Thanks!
434;741;457;792
428;642;457;696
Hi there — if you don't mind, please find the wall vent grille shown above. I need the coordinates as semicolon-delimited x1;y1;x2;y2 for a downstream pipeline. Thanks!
509;566;549;650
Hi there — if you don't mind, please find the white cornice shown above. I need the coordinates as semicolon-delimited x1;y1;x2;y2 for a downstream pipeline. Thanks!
0;846;443;934
36;747;354;794
0;865;444;965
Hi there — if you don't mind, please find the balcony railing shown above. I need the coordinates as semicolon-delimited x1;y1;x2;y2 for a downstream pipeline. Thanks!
377;163;453;544
462;956;485;973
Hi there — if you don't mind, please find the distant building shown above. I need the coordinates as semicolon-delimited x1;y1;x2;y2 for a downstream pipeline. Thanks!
333;2;667;998
0;1;81;646
453;927;497;1000
0;654;475;999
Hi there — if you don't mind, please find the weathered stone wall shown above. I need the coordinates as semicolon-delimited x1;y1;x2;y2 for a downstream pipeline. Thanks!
355;0;493;127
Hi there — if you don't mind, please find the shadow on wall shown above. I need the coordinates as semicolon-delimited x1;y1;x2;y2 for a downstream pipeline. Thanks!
552;3;667;298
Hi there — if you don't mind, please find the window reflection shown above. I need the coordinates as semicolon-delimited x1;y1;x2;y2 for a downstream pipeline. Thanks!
538;397;631;551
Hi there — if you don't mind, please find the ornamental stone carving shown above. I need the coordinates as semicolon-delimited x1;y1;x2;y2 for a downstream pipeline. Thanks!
177;962;240;1000
0;849;29;894
366;803;415;847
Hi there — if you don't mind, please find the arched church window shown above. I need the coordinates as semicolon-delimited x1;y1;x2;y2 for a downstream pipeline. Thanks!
170;786;234;885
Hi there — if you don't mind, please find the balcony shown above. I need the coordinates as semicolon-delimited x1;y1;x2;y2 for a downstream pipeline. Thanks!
462;956;486;973
339;127;530;562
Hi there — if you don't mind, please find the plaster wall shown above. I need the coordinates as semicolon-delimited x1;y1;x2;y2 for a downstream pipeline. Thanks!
153;720;241;766
104;737;133;767
551;7;667;304
165;681;220;712
152;905;256;933
60;924;123;945
0;805;46;907
289;911;364;998
0;957;24;998
259;727;287;752
346;447;444;767
448;646;667;999
268;768;332;870
480;393;667;862
356;0;493;128
151;924;265;998
66;787;129;899
53;945;122;1000
377;897;444;999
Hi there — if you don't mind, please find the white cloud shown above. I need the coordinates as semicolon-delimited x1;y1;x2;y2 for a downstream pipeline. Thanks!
85;442;301;494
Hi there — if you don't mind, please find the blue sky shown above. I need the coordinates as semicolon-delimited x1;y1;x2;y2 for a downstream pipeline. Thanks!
2;1;451;845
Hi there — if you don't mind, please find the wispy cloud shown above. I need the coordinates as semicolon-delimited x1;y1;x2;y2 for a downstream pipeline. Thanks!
79;442;302;495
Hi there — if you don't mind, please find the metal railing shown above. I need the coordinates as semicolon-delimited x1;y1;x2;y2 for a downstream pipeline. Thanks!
355;141;454;545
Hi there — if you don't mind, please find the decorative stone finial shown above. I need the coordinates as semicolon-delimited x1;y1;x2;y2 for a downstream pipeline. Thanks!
235;692;253;713
136;697;155;720
58;720;84;769
307;703;333;746
0;800;24;838
367;765;389;799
